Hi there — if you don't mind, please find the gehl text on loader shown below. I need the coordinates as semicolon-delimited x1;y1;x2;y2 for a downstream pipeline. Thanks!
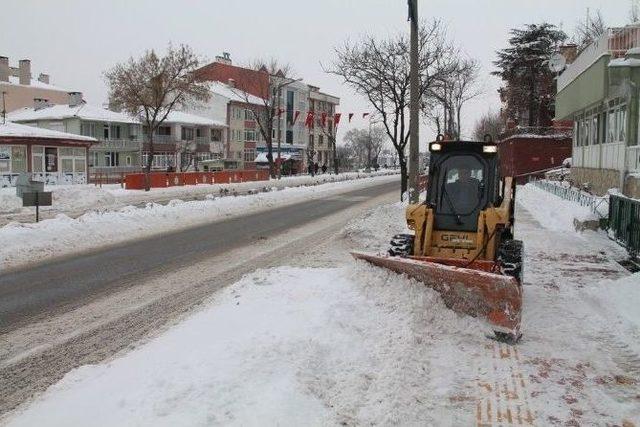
352;135;524;343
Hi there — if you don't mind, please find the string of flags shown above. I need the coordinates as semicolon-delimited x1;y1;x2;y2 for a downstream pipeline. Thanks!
275;110;373;128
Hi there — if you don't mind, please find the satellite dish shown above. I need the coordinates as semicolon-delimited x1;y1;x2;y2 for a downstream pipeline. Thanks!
548;53;567;73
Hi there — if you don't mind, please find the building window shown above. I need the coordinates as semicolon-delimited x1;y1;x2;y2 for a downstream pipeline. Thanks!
126;156;132;166
105;152;119;167
158;126;171;136
103;124;109;139
618;105;627;142
244;109;255;120
309;134;314;146
319;135;324;145
286;130;293;144
81;123;96;137
244;129;257;142
181;127;194;141
92;151;99;167
211;129;222;142
110;124;121;140
244;148;256;162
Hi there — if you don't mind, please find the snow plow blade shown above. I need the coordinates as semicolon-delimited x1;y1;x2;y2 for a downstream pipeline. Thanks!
351;251;522;339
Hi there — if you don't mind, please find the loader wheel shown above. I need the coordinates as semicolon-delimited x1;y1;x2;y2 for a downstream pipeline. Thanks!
388;234;414;257
497;239;524;284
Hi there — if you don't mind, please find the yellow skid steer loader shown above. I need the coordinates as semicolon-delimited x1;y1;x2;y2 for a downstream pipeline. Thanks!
352;136;523;343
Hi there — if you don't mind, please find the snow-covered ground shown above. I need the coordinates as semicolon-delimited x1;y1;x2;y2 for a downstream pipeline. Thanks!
3;183;640;426
0;174;397;272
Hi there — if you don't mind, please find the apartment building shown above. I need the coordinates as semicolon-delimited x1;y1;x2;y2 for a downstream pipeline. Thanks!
196;53;340;173
0;56;72;112
9;93;226;174
308;86;340;168
555;24;640;197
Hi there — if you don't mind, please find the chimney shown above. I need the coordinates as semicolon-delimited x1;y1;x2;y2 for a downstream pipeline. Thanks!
34;98;50;110
68;91;83;107
18;59;31;85
559;44;578;65
38;73;50;84
215;52;232;65
227;78;236;87
0;56;8;82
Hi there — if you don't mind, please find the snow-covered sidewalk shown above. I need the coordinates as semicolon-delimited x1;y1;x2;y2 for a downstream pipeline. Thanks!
3;183;639;426
0;174;397;272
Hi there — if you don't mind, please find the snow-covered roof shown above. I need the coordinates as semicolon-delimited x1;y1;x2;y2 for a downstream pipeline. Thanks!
0;75;71;92
608;57;640;67
208;81;265;106
164;110;226;127
0;121;96;142
8;103;139;124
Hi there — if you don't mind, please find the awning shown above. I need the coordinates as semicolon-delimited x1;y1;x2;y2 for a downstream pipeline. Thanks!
254;152;292;163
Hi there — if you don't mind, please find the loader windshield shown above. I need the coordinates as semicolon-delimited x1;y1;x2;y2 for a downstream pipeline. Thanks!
432;154;487;231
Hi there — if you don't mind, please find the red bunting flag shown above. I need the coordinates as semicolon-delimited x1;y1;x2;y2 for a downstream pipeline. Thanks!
334;113;342;126
304;111;315;128
275;108;285;117
348;113;354;123
321;112;327;127
362;113;370;119
292;110;301;124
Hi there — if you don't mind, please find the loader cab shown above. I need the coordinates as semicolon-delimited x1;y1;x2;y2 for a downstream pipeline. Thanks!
426;137;500;232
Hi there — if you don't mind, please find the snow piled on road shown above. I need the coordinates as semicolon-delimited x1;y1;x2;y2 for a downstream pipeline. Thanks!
0;175;397;272
5;265;482;427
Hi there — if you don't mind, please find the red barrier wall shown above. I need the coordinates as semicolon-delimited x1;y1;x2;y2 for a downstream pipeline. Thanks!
124;170;271;190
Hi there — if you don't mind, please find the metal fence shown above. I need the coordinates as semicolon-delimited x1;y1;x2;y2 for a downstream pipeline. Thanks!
530;179;609;218
609;194;640;257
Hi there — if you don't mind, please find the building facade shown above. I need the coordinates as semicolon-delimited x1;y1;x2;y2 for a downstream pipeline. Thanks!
8;93;226;175
0;56;72;113
556;24;640;197
197;54;340;174
0;121;94;186
308;86;340;169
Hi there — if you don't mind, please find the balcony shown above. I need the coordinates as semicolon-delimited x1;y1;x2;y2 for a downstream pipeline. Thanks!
558;25;640;92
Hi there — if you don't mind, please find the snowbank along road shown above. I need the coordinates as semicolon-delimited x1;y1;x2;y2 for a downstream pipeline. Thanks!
0;176;399;418
2;181;640;426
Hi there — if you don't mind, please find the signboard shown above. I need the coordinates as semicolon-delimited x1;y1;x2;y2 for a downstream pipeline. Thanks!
22;191;52;207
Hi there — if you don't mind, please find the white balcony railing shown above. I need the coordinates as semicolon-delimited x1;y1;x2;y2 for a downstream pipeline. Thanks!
558;25;640;92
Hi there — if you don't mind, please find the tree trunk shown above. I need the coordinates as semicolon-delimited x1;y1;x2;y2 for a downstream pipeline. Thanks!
528;66;536;127
266;136;276;179
144;132;154;192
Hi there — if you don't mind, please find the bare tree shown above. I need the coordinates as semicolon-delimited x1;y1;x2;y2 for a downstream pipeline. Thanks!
472;110;503;141
318;117;340;174
343;127;386;170
105;44;210;190
425;57;481;139
328;20;455;198
575;9;606;51
230;59;299;179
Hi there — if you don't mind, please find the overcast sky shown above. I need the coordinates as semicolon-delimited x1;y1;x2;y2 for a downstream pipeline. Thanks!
0;0;630;146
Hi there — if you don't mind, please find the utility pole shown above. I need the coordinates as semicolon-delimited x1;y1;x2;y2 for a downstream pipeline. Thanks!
1;91;6;125
408;0;420;203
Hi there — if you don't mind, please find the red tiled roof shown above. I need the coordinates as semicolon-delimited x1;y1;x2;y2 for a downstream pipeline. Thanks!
195;62;269;99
